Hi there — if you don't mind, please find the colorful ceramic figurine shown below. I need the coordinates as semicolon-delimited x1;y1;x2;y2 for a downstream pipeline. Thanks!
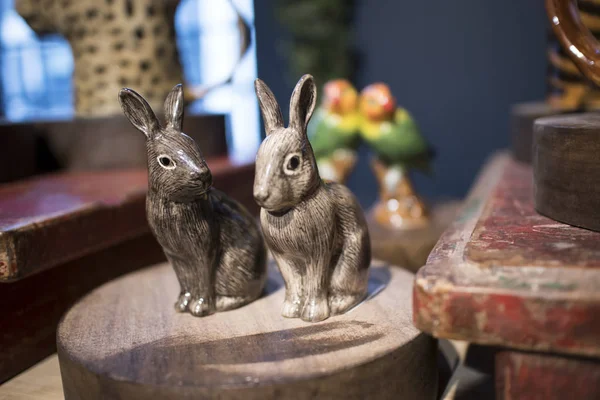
307;79;361;183
119;84;267;317
253;74;371;323
359;83;433;229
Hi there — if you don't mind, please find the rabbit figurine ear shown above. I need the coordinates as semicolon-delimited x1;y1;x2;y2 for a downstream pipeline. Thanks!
255;78;284;135
164;84;184;131
289;74;317;134
119;88;161;139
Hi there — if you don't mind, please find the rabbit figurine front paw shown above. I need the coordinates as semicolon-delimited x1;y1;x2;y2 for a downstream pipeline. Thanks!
253;74;371;323
119;84;267;317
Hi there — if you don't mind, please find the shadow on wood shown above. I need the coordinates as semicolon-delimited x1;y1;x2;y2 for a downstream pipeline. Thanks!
58;262;437;399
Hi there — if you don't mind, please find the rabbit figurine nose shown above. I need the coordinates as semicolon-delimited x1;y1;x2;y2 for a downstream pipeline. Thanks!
254;188;270;203
190;169;208;181
190;170;201;180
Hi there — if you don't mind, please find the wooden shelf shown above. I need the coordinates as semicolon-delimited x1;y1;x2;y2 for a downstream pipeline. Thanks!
0;158;256;383
0;157;254;282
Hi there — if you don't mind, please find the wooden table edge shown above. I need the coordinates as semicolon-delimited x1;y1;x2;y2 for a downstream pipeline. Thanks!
413;151;600;358
0;158;255;282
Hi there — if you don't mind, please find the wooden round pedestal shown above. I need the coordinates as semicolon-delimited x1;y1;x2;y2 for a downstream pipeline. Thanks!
534;113;600;232
368;201;461;272
57;261;437;399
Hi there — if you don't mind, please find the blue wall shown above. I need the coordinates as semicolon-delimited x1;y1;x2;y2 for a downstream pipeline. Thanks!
255;0;548;207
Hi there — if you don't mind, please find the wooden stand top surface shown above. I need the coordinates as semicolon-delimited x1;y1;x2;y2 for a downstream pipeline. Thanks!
57;262;437;399
0;158;254;282
414;152;600;358
535;112;600;132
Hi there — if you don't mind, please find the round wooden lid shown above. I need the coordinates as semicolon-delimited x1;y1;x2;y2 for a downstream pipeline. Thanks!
57;261;437;399
533;112;600;232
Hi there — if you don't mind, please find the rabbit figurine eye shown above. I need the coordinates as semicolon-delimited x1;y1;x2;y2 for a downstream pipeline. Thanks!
157;154;176;170
283;153;302;175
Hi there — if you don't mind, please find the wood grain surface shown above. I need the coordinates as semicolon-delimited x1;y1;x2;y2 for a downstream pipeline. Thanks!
0;157;255;282
58;261;438;399
413;152;600;358
533;112;600;232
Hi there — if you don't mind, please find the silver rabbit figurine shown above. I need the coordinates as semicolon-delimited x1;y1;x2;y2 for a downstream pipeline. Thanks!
119;84;267;317
253;74;371;323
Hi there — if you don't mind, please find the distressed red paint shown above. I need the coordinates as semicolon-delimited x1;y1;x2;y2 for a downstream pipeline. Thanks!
496;351;600;400
413;154;600;358
0;158;255;282
465;159;600;268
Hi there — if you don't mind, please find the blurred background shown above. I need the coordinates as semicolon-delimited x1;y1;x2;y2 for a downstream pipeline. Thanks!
255;0;548;206
0;0;548;206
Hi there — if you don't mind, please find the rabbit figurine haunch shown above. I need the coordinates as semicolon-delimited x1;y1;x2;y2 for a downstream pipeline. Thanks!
254;75;371;323
119;84;267;317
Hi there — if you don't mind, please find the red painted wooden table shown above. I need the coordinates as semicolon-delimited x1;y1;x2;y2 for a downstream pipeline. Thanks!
413;152;600;399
